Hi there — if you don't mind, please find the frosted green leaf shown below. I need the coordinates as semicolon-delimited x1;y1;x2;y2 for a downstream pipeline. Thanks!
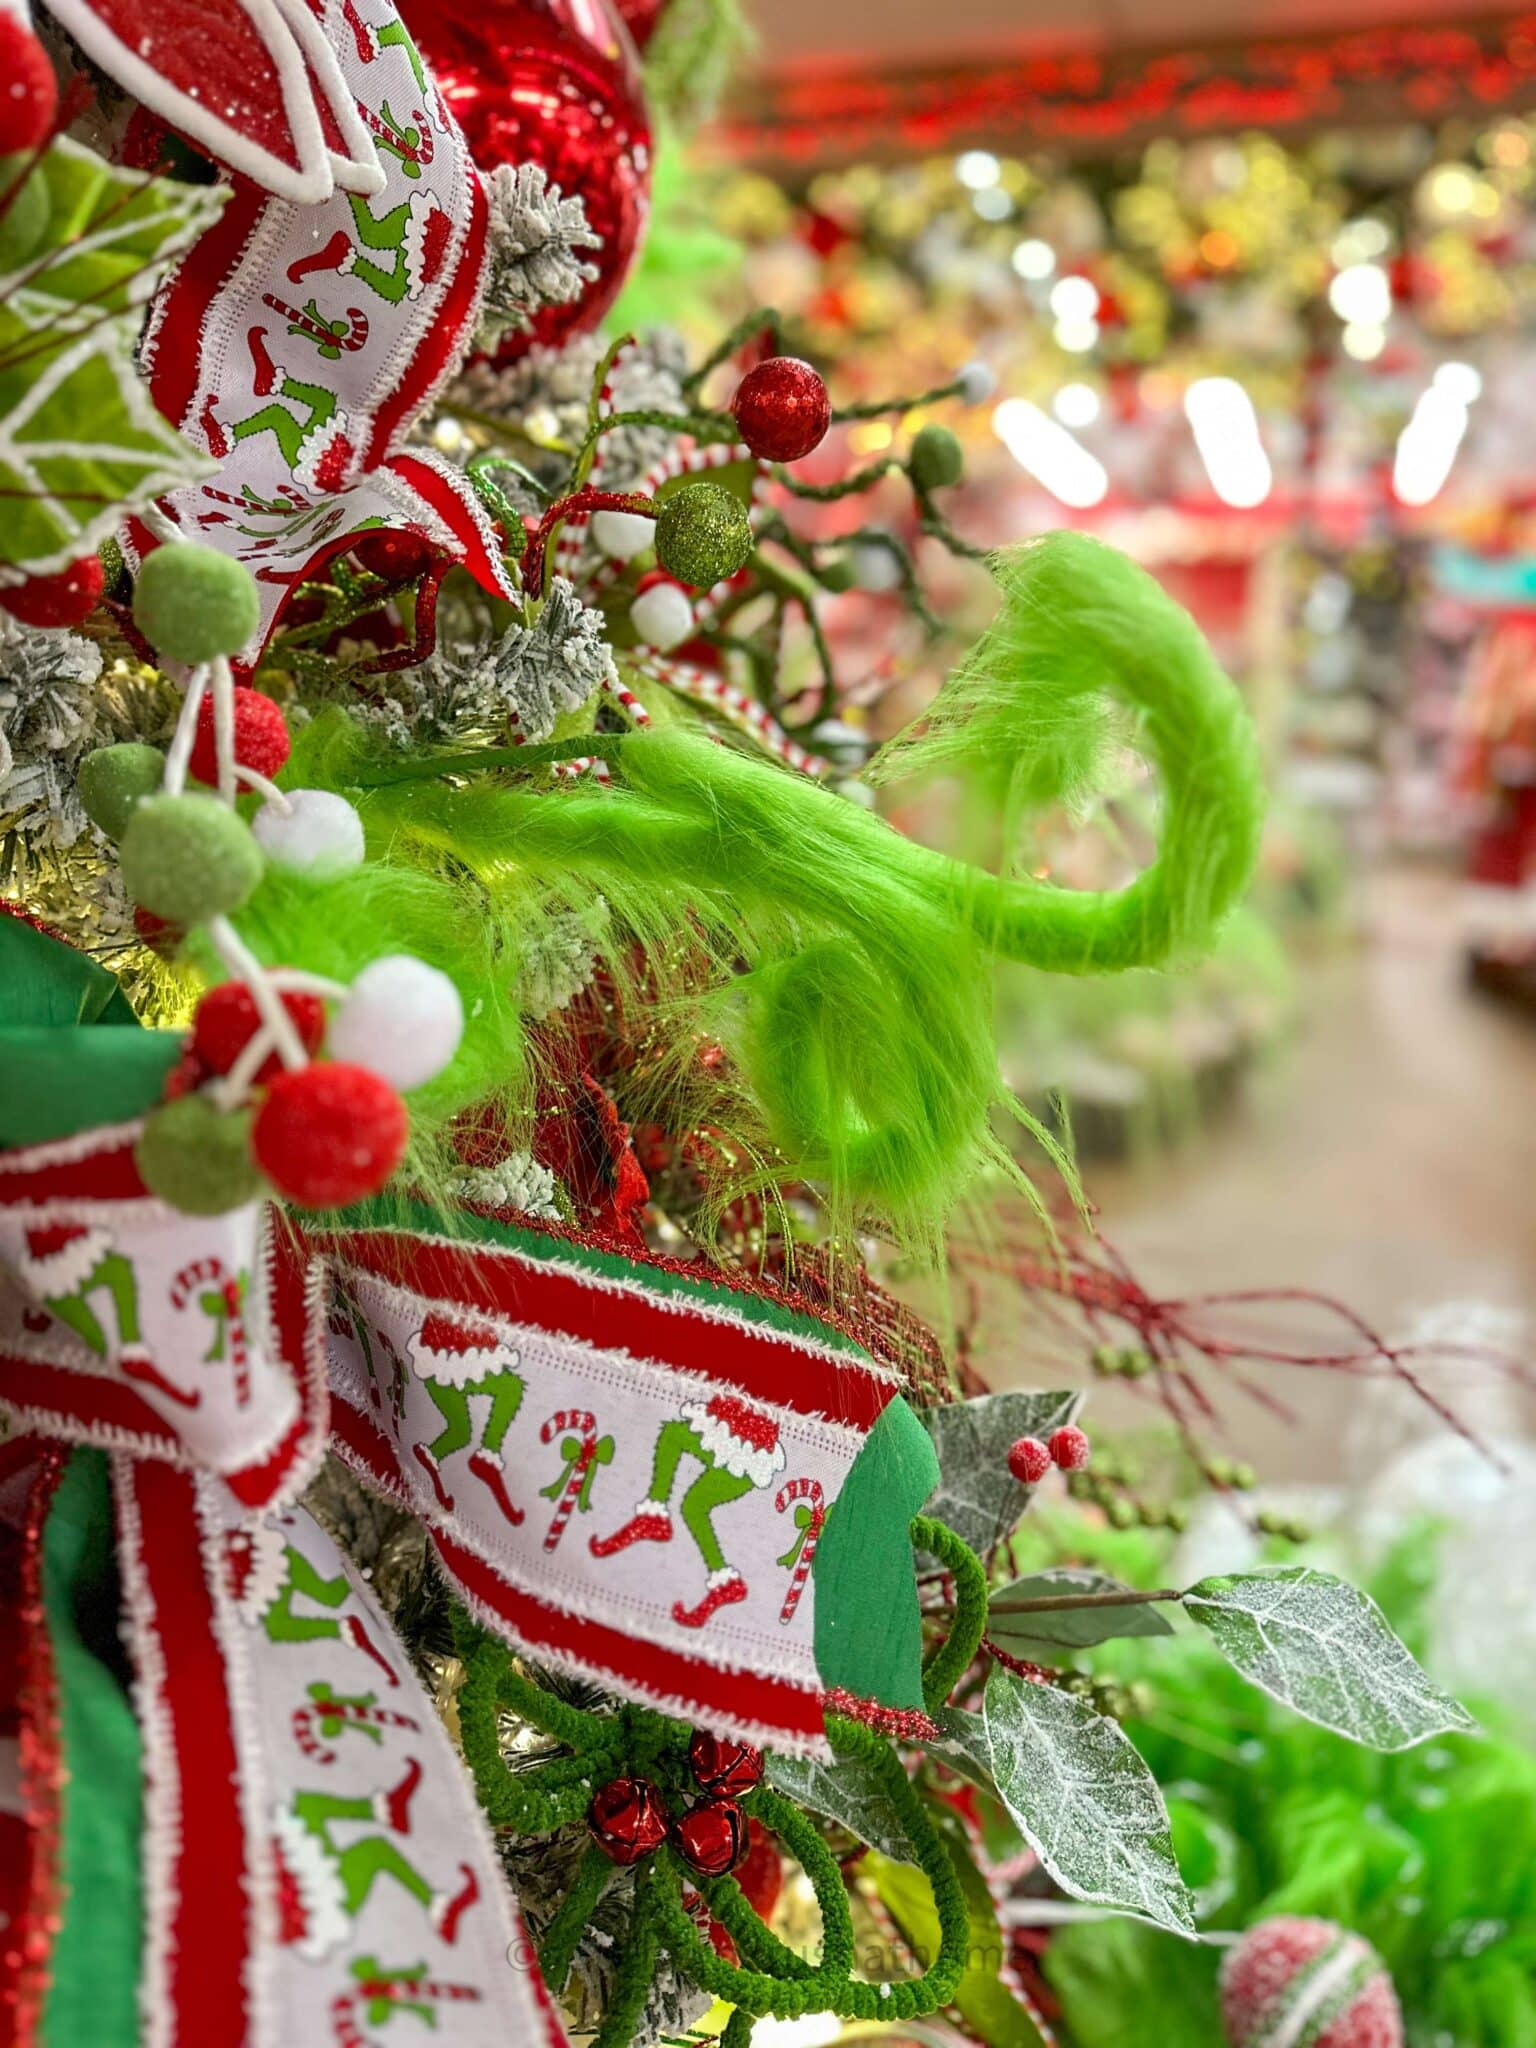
988;1569;1175;1661
979;1667;1196;1936
0;326;212;570
766;1750;917;1864
919;1389;1081;1556
1182;1567;1477;1752
2;136;226;334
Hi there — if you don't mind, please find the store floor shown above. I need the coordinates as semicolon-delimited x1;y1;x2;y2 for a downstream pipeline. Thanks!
1078;860;1536;1478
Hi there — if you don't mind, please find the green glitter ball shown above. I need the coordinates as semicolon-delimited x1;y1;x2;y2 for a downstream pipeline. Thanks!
0;155;50;271
136;1096;262;1215
909;425;964;493
132;544;260;664
654;483;753;589
119;793;264;926
77;744;166;840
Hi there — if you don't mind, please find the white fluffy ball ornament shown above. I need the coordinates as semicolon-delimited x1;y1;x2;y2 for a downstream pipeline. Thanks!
329;954;465;1092
630;580;694;653
252;789;365;874
592;509;655;562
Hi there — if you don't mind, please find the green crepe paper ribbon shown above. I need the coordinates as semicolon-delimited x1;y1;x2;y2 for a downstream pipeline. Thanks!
812;1396;941;1710
0;913;182;1145
38;1448;144;2048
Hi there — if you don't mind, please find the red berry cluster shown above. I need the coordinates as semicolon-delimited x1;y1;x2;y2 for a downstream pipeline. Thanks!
1007;1424;1092;1486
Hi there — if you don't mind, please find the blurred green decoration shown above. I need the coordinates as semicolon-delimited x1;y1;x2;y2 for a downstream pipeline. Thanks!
1043;1530;1536;2048
639;0;752;135
607;136;747;337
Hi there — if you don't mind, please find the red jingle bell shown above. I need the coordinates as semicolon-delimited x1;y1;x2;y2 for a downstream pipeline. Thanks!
192;983;327;1084
688;1730;764;1800
0;553;105;630
588;1776;669;1866
251;1062;408;1209
402;0;651;358
731;357;832;465
188;687;291;789
673;1798;749;1879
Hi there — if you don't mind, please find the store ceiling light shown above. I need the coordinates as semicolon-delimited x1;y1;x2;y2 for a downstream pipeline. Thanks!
1054;382;1101;428
1394;385;1472;506
1328;262;1392;326
956;149;1001;190
993;398;1108;509
1434;360;1483;405
1049;274;1099;322
1053;316;1100;354
1184;377;1273;509
1011;237;1056;280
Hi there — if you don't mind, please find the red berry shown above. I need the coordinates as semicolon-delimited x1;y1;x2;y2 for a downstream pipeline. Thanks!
1049;1424;1092;1473
588;1777;668;1866
1007;1437;1052;1486
192;982;326;1083
252;1062;408;1208
672;1798;749;1878
353;529;436;584
688;1730;764;1799
731;357;832;464
0;554;105;630
0;15;58;155
188;688;291;789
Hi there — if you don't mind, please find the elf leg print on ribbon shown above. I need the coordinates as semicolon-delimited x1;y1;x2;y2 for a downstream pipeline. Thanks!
112;1461;565;2048
591;1395;787;1630
0;1126;323;1502
318;1209;902;1750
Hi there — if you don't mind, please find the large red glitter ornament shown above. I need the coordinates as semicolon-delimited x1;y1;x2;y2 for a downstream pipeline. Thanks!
401;0;651;358
1221;1918;1403;2048
588;1776;669;1865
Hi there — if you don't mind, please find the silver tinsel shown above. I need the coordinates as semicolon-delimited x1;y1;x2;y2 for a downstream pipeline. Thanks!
476;164;600;351
0;621;106;848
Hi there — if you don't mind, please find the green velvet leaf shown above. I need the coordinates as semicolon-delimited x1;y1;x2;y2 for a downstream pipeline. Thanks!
988;1568;1175;1662
919;1389;1081;1557
1181;1568;1478;1752
812;1394;939;1709
765;1748;919;1863
968;1667;1197;1936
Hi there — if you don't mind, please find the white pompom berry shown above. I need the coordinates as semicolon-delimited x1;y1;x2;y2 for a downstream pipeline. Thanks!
592;510;655;562
251;789;366;875
329;954;464;1092
631;581;695;653
849;541;904;593
957;359;997;404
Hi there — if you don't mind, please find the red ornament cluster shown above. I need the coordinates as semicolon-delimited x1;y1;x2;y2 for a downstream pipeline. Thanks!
188;687;291;789
1007;1424;1091;1486
587;1735;762;1877
731;357;832;465
0;554;105;631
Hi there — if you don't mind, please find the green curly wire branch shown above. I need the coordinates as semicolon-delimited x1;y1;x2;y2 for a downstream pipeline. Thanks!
913;1513;989;1712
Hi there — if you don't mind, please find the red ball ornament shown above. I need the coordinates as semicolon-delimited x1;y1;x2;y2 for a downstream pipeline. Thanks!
0;553;105;630
1048;1424;1092;1473
353;529;437;584
734;1820;782;1921
252;1062;408;1208
0;13;58;155
587;1776;669;1866
731;357;832;464
1221;1918;1402;2048
672;1798;749;1879
192;983;326;1083
1007;1436;1052;1486
188;688;291;789
402;0;651;358
610;0;666;47
688;1730;764;1800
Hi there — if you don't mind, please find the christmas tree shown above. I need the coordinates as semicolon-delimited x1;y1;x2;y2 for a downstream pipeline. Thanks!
0;5;1477;2046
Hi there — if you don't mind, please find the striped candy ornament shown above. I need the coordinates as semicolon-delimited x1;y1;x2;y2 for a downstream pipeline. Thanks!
773;1477;824;1624
539;1408;613;1551
1220;1918;1403;2048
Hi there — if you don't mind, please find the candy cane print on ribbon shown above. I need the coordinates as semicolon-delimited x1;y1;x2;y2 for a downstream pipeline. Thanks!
774;1477;825;1626
537;1409;614;1552
112;1458;568;2048
316;1202;902;1753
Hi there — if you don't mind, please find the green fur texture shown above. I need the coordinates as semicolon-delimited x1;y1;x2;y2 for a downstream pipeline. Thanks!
230;533;1263;1251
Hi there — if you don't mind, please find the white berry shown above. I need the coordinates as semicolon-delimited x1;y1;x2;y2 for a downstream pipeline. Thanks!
329;954;464;1091
631;581;694;653
592;510;655;562
252;789;365;874
957;359;997;404
849;541;904;593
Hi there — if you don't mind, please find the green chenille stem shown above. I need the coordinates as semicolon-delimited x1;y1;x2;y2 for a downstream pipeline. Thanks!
450;1621;619;1830
538;1841;613;1994
595;1879;662;2048
912;1514;989;1713
650;1724;967;2021
697;1787;848;1983
720;2006;756;2048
